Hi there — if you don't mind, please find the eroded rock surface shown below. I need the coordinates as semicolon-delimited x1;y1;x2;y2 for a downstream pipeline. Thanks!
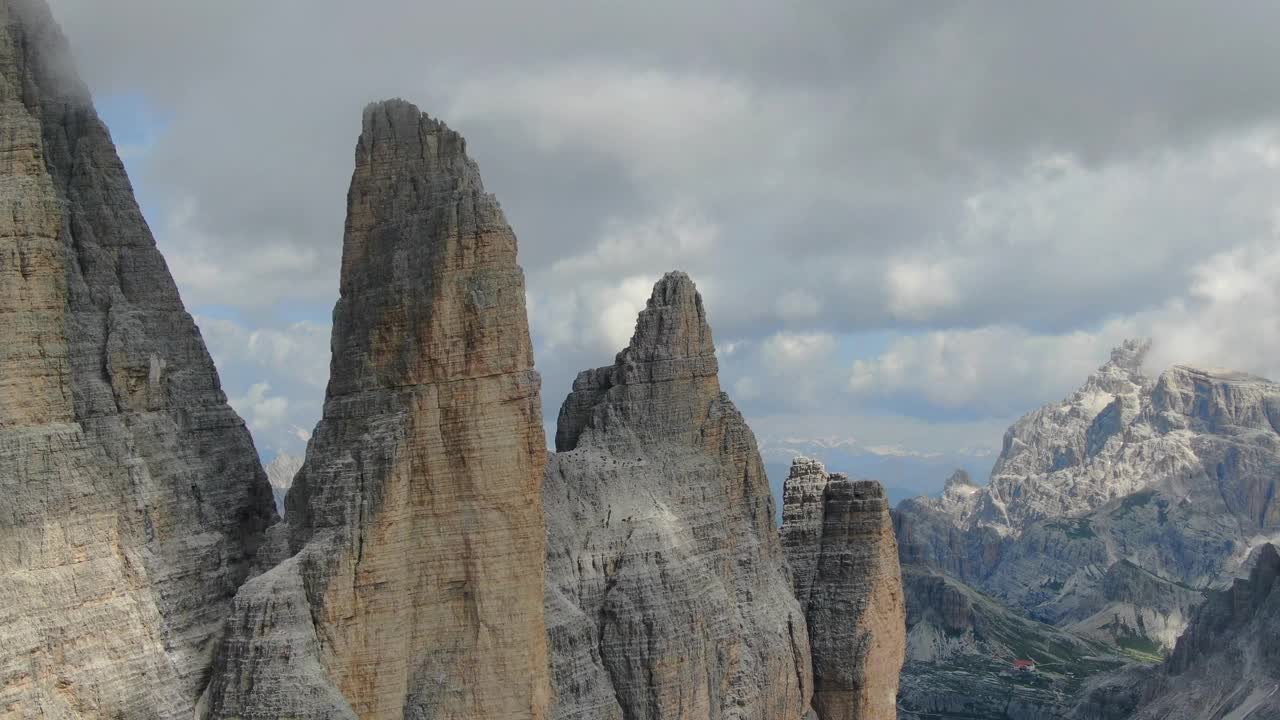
781;458;906;720
202;100;550;719
544;272;813;720
0;1;275;717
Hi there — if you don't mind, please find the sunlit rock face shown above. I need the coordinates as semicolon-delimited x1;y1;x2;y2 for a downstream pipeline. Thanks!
782;458;906;720
897;338;1280;653
202;100;551;720
544;272;814;720
0;1;275;716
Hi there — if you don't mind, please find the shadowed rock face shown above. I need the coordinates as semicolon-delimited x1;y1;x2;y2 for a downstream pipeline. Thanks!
0;1;275;717
202;100;550;719
544;272;813;720
782;458;906;720
1071;545;1280;720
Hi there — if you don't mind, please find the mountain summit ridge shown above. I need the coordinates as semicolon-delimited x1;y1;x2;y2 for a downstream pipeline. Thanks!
898;339;1280;659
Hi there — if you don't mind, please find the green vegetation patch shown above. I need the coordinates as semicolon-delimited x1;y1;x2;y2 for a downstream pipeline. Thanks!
1116;633;1165;663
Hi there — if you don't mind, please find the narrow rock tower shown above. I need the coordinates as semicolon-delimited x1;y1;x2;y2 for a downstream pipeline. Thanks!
203;101;550;719
544;271;813;720
0;1;274;716
782;458;907;720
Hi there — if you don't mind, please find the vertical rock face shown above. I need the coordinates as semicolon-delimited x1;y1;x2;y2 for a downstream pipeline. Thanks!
781;457;831;606
781;458;906;720
203;100;550;719
0;1;275;717
544;272;813;720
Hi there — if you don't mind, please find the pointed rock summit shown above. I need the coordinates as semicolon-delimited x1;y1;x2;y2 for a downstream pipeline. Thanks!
555;270;719;452
203;100;551;719
781;457;832;606
264;452;302;515
0;1;274;716
544;272;813;719
782;459;906;720
898;338;1280;673
943;469;974;491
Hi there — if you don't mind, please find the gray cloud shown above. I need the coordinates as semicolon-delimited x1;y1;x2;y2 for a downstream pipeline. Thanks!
45;0;1280;466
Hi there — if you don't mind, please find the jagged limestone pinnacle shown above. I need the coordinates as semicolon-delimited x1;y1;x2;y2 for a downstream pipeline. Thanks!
544;271;814;720
203;99;551;719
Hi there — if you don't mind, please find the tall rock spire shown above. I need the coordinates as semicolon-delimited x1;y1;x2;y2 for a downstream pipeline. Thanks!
544;271;813;720
782;458;907;720
0;1;275;716
203;100;550;718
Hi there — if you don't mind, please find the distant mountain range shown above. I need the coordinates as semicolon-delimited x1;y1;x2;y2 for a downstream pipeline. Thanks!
760;436;995;511
895;338;1280;718
263;452;302;516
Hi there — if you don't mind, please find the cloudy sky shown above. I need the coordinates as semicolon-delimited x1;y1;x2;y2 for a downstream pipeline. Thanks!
45;1;1280;486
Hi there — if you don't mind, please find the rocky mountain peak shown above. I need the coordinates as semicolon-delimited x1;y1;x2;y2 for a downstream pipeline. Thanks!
544;273;813;720
621;270;716;363
204;100;550;719
264;452;302;515
943;469;975;491
1145;363;1280;437
329;98;529;400
1107;337;1151;374
555;271;721;452
1072;337;1151;402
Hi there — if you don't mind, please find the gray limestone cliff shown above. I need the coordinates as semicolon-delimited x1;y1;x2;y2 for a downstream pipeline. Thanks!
0;1;275;717
544;272;813;720
201;100;551;719
781;458;906;720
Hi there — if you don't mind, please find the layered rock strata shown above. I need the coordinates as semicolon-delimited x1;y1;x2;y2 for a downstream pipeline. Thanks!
0;1;275;717
544;272;813;720
202;100;550;719
781;458;906;720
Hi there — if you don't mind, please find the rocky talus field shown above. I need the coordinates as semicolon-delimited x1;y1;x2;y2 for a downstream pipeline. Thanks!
0;2;909;719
